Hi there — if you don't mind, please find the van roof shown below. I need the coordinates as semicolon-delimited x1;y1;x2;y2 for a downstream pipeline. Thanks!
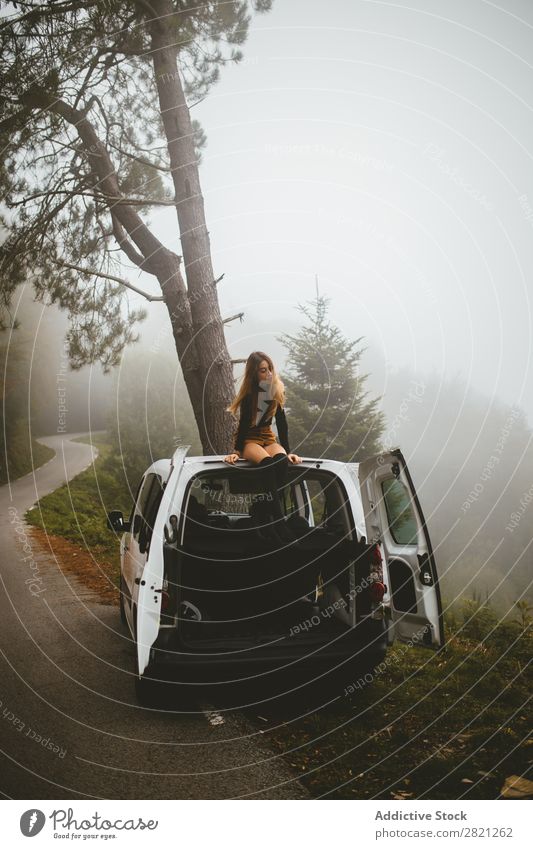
183;454;352;463
182;455;356;469
145;455;357;478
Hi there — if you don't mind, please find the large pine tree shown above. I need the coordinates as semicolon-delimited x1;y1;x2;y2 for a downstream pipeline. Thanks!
0;0;272;453
278;295;384;461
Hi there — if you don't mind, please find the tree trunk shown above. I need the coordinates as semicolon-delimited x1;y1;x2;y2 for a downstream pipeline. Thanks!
150;250;210;450
149;0;236;454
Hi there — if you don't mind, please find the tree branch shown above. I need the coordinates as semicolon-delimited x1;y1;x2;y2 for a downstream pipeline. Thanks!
108;140;170;173
0;0;98;34
18;83;191;319
15;188;177;207
111;215;158;272
54;259;164;302
222;311;244;325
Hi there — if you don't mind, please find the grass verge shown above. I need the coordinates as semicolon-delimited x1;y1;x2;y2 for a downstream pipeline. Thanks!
252;613;532;800
25;434;130;596
1;432;54;485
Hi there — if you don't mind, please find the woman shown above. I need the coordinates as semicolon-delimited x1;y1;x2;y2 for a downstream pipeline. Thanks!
224;351;302;542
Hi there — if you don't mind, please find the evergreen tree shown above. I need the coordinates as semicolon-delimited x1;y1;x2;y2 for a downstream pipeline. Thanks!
0;318;55;482
277;295;385;461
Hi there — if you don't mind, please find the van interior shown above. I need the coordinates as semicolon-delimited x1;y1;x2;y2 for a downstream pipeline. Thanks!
160;466;377;648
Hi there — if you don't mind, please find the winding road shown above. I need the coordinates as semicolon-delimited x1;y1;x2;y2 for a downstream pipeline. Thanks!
0;434;308;799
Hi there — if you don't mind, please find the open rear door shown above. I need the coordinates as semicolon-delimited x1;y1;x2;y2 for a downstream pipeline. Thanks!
358;449;444;649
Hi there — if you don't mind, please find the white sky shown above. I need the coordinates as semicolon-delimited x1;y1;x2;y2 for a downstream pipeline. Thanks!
135;0;533;423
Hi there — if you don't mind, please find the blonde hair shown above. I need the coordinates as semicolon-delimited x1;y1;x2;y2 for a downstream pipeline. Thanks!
226;351;286;416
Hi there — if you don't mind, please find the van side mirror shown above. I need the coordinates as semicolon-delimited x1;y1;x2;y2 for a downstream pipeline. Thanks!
107;510;130;533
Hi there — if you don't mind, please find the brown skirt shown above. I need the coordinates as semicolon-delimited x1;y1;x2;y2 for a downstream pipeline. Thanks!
243;425;278;448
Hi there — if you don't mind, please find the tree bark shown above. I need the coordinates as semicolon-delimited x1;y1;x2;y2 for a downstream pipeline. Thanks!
149;0;236;454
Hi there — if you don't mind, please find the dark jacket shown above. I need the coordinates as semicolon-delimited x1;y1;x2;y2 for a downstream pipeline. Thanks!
232;391;290;454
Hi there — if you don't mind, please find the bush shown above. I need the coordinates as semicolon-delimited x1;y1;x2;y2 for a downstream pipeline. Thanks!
459;597;499;642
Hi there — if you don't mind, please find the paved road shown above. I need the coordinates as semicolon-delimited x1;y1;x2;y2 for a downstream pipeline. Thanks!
0;434;308;799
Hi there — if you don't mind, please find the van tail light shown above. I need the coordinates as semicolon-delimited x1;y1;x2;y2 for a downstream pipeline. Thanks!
369;581;386;602
370;543;383;582
161;590;170;612
370;543;382;567
369;543;387;600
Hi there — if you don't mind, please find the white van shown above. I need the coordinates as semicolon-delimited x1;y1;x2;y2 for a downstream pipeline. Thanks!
108;446;444;706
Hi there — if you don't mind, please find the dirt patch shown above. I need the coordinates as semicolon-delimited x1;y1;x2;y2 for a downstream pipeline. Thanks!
28;526;119;606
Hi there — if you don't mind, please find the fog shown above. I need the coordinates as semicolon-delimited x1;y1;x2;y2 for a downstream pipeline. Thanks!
11;0;532;426
2;287;112;437
116;0;532;427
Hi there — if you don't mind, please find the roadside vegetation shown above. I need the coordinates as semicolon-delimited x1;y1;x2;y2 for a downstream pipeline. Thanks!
1;426;54;485
25;434;128;587
1;310;55;485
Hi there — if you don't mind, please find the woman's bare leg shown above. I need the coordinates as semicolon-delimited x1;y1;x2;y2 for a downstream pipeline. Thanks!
242;441;270;463
263;442;286;458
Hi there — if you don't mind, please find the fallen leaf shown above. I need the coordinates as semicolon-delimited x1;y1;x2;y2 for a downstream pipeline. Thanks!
501;776;533;799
